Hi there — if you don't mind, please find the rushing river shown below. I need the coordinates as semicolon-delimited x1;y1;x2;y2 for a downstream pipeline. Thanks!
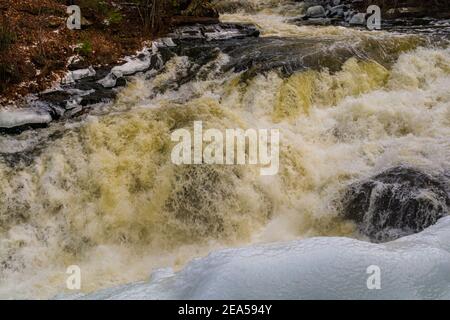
1;0;450;298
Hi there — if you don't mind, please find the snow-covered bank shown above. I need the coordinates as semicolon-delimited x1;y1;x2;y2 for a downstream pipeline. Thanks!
80;217;450;300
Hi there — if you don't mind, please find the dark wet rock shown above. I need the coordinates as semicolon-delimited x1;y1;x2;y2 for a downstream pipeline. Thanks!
0;23;262;135
73;81;106;92
172;25;204;40
115;78;127;87
39;90;71;109
80;90;116;107
172;24;409;84
73;67;114;90
341;167;450;242
170;23;260;42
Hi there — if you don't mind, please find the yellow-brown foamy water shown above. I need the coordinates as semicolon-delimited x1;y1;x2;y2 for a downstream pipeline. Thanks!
1;6;450;298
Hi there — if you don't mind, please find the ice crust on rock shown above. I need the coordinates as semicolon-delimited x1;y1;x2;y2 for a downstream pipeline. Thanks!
0;109;52;129
98;49;153;88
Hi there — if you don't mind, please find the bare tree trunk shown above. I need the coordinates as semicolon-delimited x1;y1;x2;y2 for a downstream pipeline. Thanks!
150;0;157;29
146;0;163;35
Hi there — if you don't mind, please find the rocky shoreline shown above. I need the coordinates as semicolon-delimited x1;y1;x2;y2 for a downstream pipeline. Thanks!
0;23;259;134
0;0;219;104
2;0;450;133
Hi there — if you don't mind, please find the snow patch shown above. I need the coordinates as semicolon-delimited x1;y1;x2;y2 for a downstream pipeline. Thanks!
98;49;153;88
62;66;96;84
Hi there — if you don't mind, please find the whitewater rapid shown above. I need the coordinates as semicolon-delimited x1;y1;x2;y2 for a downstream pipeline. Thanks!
0;1;449;299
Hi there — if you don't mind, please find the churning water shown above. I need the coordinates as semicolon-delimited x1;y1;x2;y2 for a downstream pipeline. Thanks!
0;0;449;298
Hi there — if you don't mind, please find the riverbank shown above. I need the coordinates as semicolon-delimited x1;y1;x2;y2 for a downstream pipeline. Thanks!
3;0;449;106
0;0;218;104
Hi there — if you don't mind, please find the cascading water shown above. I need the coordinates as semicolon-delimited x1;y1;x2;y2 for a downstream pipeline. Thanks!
0;0;449;299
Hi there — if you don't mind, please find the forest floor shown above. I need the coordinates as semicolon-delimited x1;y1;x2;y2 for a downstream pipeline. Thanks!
0;0;218;105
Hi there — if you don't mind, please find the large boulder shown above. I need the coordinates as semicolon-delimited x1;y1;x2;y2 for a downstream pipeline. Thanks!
306;5;326;18
341;167;450;242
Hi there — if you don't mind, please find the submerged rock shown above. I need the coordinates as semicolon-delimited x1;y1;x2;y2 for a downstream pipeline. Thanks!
327;5;347;18
341;167;450;242
306;5;326;18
